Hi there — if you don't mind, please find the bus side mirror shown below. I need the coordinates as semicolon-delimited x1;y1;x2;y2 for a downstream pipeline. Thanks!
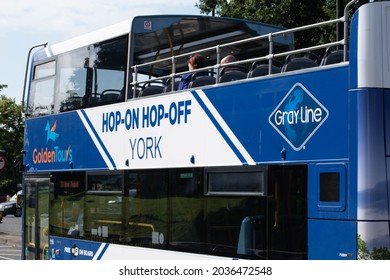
17;194;24;208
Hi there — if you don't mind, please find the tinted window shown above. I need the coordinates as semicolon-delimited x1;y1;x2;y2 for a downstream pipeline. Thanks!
28;61;56;116
55;36;128;112
207;167;267;195
320;172;340;202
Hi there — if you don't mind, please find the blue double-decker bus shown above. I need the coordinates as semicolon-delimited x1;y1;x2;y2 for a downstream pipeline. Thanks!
22;0;390;260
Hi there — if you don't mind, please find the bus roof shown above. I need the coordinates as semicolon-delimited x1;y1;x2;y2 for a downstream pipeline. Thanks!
49;20;132;56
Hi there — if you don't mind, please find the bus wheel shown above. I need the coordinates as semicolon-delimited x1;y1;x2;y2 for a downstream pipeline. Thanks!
14;208;22;217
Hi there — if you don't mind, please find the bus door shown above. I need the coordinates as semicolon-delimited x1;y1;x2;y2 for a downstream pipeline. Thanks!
23;174;51;260
267;165;308;259
307;163;356;259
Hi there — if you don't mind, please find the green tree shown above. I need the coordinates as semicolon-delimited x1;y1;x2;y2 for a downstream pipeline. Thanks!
357;234;390;260
371;247;390;260
196;0;221;16
196;0;368;49
357;234;371;260
0;88;24;196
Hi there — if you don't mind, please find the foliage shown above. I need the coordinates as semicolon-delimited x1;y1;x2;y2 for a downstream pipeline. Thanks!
371;247;390;260
0;90;24;196
0;84;8;91
357;234;371;260
196;0;369;50
196;0;220;16
358;234;390;260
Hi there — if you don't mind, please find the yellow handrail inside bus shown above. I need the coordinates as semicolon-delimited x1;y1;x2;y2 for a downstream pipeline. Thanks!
129;222;155;232
274;181;279;228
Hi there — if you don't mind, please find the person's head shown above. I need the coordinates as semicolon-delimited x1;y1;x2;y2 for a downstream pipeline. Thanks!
221;55;237;73
187;54;205;70
221;54;236;65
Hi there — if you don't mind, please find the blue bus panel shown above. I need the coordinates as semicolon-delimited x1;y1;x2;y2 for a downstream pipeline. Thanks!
24;66;349;172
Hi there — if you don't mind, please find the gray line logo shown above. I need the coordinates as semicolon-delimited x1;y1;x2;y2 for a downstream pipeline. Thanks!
268;83;329;151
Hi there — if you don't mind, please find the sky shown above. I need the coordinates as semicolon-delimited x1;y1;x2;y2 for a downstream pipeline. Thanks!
0;0;201;103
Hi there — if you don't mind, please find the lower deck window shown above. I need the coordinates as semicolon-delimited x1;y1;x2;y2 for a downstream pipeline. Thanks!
49;165;307;260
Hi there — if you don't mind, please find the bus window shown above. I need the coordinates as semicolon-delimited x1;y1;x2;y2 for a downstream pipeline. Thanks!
169;169;204;254
84;171;124;242
86;172;123;193
56;48;89;113
203;166;269;258
206;167;267;196
320;172;340;202
28;61;56;116
49;172;85;239
311;163;346;213
34;60;55;78
204;196;266;259
125;170;168;247
54;35;128;113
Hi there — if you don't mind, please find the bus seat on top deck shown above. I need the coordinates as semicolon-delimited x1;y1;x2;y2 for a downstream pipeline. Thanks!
119;85;139;100
139;85;164;97
163;81;179;92
247;65;281;78
320;49;348;66
188;76;216;88
100;92;121;104
88;96;100;107
219;70;247;83
163;77;180;93
281;57;318;72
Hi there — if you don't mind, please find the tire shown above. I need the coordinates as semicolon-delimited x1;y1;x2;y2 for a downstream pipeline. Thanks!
14;208;22;217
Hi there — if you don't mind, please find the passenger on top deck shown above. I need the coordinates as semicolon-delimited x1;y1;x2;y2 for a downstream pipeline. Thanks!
178;54;207;90
220;54;238;72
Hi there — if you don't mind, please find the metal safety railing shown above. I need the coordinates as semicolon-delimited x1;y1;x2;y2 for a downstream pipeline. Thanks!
129;0;356;99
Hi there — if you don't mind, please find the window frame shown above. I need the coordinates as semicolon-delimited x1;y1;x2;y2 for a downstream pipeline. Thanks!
85;170;124;194
314;163;346;212
204;166;268;197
